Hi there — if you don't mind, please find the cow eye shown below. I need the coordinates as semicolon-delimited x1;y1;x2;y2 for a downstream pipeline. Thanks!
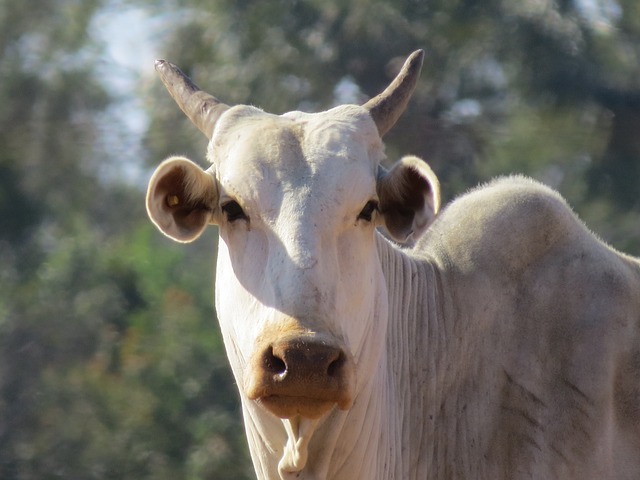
357;200;379;222
221;200;248;222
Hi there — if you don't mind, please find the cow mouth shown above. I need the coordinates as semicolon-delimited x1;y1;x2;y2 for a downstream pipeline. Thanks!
258;394;349;419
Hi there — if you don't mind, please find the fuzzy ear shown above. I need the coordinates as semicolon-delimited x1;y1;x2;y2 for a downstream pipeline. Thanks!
376;155;440;244
146;156;218;243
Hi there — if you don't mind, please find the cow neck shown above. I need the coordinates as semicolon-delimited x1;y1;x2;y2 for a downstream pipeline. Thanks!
242;234;450;480
375;233;447;479
239;278;392;480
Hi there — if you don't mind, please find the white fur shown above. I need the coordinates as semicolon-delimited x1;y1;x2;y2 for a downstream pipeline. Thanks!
147;104;640;480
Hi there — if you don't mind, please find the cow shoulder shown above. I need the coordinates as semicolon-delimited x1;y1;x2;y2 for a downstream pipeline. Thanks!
420;174;640;368
422;177;640;474
423;174;640;381
422;175;640;313
422;176;581;275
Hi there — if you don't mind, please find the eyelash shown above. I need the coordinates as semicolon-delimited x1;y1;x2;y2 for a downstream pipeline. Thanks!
221;199;378;223
221;200;248;222
357;200;379;222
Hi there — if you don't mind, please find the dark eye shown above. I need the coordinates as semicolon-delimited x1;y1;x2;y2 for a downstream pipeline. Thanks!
221;200;248;222
357;200;379;222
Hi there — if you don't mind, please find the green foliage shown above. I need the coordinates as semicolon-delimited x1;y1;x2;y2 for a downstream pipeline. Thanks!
1;221;250;479
2;0;639;479
0;0;250;477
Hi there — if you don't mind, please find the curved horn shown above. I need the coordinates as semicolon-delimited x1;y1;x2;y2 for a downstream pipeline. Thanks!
363;49;425;137
154;60;229;139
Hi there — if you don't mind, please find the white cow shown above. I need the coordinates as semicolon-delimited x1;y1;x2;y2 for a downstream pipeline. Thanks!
146;50;640;479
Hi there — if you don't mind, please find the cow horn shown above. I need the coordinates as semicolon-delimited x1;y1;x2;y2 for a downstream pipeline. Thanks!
154;60;229;139
363;49;425;137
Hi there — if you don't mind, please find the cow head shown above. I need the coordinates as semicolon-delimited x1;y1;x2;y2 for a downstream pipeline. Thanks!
146;51;439;477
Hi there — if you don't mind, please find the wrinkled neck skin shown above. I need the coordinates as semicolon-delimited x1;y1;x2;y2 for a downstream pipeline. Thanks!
218;233;438;480
240;358;391;480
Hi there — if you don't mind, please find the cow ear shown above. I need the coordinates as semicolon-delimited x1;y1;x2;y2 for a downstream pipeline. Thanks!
146;156;218;243
376;155;440;244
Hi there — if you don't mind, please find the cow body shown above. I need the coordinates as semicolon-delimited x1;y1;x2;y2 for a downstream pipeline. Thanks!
381;177;640;479
146;51;640;479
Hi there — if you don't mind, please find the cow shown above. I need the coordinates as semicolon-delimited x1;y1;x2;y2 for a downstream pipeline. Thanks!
145;50;640;479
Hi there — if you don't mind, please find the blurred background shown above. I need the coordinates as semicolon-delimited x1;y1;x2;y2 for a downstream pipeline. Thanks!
1;0;639;478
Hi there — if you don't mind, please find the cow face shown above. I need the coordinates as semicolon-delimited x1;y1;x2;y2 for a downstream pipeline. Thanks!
212;104;386;418
146;102;439;416
145;50;439;475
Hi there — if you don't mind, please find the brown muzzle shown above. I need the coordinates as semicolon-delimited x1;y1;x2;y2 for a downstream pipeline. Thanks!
246;336;355;419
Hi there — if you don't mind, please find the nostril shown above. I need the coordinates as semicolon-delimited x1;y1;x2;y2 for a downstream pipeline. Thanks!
263;346;287;376
327;351;346;377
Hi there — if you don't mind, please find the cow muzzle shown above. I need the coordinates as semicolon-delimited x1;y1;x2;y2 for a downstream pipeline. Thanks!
246;336;355;419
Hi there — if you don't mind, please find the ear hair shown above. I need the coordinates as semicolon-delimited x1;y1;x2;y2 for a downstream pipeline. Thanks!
146;156;218;243
378;156;440;212
377;155;440;244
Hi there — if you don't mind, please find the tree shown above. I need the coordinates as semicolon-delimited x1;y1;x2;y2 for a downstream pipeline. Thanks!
0;0;113;474
0;1;251;478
